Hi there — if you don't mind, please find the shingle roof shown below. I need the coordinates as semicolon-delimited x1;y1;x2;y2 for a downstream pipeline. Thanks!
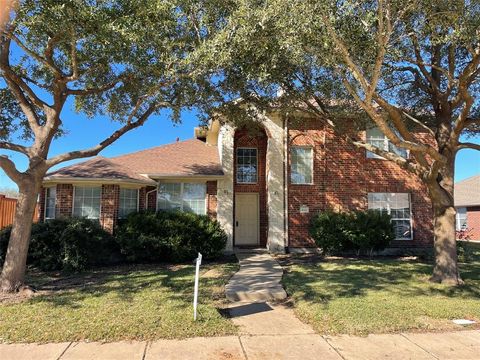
44;139;223;184
45;157;157;185
455;175;480;207
109;139;223;177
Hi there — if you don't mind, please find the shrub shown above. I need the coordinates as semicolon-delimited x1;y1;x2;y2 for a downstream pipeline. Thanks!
116;210;227;263
347;210;395;255
309;210;353;254
309;210;395;255
0;218;119;272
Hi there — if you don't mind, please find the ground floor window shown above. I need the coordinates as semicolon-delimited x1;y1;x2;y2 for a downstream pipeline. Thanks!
45;187;56;219
456;207;467;231
73;186;101;219
157;183;206;215
368;192;412;240
119;188;139;218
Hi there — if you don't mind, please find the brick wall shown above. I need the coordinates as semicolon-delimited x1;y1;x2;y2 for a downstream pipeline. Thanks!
234;128;268;246
206;181;218;219
38;187;46;222
56;184;74;218
100;184;119;233
287;122;433;249
467;206;480;241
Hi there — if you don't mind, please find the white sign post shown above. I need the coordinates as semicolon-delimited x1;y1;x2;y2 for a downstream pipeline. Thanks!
193;252;202;321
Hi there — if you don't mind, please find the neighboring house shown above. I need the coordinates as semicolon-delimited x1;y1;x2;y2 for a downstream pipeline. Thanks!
40;115;434;253
455;175;480;241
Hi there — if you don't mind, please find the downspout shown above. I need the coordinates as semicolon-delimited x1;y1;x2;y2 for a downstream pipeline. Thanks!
146;186;158;211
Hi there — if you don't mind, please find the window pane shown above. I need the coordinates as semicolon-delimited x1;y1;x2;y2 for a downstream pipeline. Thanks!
456;207;468;231
368;192;411;240
157;183;182;210
183;183;206;215
291;147;313;184
45;187;56;219
119;188;138;218
366;127;407;159
237;148;258;183
73;186;101;219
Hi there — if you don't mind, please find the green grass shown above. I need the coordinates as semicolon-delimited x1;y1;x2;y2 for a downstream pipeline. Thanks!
0;260;238;343
282;246;480;336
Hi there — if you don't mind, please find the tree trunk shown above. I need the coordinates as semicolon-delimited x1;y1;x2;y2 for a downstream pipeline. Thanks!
427;159;463;285
0;177;41;292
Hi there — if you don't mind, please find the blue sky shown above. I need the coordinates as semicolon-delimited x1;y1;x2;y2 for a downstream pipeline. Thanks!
1;98;479;190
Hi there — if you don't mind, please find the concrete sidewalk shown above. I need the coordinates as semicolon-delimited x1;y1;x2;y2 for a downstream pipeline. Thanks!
1;329;479;359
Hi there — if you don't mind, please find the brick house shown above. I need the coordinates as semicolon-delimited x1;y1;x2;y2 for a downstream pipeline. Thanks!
455;175;480;241
40;114;434;253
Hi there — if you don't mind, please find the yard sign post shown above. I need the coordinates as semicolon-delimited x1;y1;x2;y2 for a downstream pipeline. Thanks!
193;252;202;321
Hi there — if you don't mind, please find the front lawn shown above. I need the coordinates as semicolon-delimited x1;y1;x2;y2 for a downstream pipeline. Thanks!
0;260;238;343
282;245;480;335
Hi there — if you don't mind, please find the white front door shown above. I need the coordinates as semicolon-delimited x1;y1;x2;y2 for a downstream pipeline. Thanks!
235;193;259;246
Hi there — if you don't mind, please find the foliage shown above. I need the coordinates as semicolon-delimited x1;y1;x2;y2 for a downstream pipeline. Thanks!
457;228;476;262
0;262;238;342
282;247;480;335
116;211;227;263
0;218;118;271
309;210;395;255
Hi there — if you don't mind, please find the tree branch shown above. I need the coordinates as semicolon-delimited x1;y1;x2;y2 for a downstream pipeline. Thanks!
458;142;480;151
0;141;29;155
46;103;160;167
0;155;23;184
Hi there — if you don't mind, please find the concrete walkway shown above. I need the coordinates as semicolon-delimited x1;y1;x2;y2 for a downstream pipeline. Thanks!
225;252;287;302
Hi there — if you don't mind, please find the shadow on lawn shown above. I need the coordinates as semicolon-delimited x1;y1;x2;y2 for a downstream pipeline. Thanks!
283;257;480;305
25;261;235;310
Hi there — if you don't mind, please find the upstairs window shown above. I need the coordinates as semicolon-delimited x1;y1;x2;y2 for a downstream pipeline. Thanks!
368;193;412;240
119;188;138;218
456;207;468;231
157;183;206;215
236;148;258;183
366;127;408;159
73;186;101;219
291;147;313;184
44;187;56;219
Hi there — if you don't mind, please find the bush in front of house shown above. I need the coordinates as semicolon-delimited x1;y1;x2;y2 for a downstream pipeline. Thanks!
309;210;395;255
0;218;119;272
115;210;227;263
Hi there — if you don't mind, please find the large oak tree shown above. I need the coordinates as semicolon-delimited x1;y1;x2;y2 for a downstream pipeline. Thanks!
0;0;226;292
202;0;479;284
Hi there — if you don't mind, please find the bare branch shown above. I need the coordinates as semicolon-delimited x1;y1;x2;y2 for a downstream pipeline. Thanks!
46;103;161;167
0;141;29;155
0;155;23;183
458;142;480;151
349;138;426;178
402;111;435;136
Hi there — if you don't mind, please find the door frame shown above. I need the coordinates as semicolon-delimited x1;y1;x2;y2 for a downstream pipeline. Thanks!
234;192;260;246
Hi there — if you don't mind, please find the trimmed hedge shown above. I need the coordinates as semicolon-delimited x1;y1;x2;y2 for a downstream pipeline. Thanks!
115;211;227;263
0;218;119;272
309;210;395;255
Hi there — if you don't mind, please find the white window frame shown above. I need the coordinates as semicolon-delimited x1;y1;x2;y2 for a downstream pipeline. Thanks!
366;127;409;160
456;207;468;231
157;182;207;215
368;192;413;240
290;146;314;185
72;186;102;219
44;186;56;220
236;147;258;184
118;188;139;219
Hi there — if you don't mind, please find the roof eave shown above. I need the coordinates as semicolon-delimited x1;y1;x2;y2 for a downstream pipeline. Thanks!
42;176;157;186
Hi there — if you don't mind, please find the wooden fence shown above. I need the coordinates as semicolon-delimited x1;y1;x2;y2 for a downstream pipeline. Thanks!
0;195;39;229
